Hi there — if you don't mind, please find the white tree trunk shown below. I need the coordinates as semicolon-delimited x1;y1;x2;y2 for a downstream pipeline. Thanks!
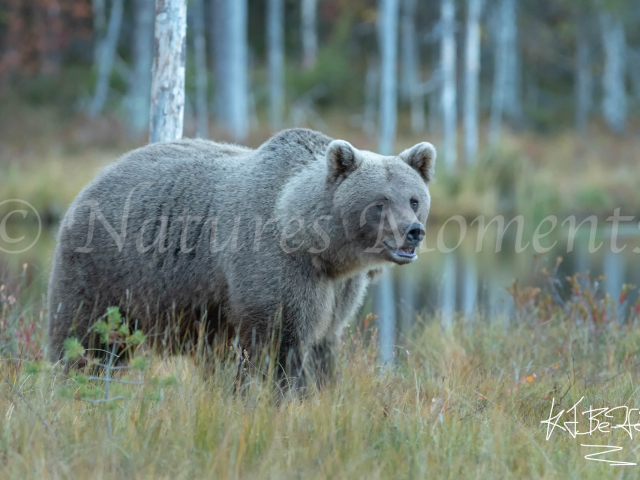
376;272;396;364
398;268;417;333
400;0;416;100
301;0;318;69
503;0;521;122
363;55;379;136
440;0;457;169
401;0;425;133
88;0;124;117
464;0;481;165
210;0;228;123
376;0;399;365
600;13;627;135
441;254;456;328
226;0;249;141
192;0;209;138
462;260;477;320
378;0;399;156
489;0;516;147
149;0;187;143
574;22;591;137
127;0;155;133
267;0;285;130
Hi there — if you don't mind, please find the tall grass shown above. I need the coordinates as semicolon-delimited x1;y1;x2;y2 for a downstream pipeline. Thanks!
2;267;640;478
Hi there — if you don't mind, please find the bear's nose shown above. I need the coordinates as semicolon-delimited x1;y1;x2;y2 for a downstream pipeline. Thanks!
406;224;426;245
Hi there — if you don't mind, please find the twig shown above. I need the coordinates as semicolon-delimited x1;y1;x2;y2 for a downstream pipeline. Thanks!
81;395;130;405
105;341;117;437
86;376;146;385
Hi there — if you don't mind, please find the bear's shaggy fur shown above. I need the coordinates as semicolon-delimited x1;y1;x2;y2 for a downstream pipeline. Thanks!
47;128;435;381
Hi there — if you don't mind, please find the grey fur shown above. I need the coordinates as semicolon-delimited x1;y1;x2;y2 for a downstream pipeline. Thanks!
47;128;436;381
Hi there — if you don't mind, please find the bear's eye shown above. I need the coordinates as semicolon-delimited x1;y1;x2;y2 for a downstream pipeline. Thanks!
410;199;419;210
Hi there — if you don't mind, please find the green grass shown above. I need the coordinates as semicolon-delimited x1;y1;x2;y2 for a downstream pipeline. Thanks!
3;271;640;478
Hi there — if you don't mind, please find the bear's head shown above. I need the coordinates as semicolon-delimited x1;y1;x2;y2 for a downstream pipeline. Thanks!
327;140;436;266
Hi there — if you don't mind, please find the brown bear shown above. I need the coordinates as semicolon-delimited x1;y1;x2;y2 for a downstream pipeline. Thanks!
47;128;435;384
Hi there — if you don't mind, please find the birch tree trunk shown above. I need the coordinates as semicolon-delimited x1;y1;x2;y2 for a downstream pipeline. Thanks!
600;13;627;135
400;0;417;101
301;0;318;69
267;0;285;130
376;0;399;364
489;0;516;147
88;0;124;117
503;0;521;122
440;0;457;169
210;0;228;123
401;0;425;133
226;0;249;141
398;268;417;334
192;0;209;138
574;21;592;137
378;0;399;156
376;272;396;364
462;260;477;320
149;0;187;143
127;0;155;133
464;0;482;165
363;55;379;136
441;254;456;328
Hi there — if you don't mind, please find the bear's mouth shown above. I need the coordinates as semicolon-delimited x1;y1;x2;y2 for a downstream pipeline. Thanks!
383;242;418;264
396;247;416;257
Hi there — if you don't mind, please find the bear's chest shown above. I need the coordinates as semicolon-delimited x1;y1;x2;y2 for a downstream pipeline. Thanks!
311;275;369;343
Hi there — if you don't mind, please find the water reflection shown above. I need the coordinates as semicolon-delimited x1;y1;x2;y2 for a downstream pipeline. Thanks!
1;223;639;349
374;226;640;331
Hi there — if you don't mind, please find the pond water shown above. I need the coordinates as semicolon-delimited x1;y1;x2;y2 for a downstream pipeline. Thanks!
2;220;639;356
369;222;640;360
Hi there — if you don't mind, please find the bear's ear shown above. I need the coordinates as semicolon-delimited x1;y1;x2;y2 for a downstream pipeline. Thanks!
400;142;437;183
327;140;362;181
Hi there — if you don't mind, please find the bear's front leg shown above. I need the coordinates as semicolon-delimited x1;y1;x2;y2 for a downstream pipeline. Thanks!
306;334;337;389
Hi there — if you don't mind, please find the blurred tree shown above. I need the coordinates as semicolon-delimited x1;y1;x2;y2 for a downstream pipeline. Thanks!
377;0;399;364
401;0;425;134
88;0;123;117
464;0;482;164
440;0;457;168
0;0;23;79
377;0;399;156
37;0;63;76
225;0;249;140
91;0;106;61
192;0;209;138
462;259;478;319
574;18;592;136
489;0;518;147
362;54;379;137
376;271;396;364
210;0;227;123
600;11;627;135
441;253;456;328
301;0;318;69
149;0;187;143
267;0;285;130
126;0;154;133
